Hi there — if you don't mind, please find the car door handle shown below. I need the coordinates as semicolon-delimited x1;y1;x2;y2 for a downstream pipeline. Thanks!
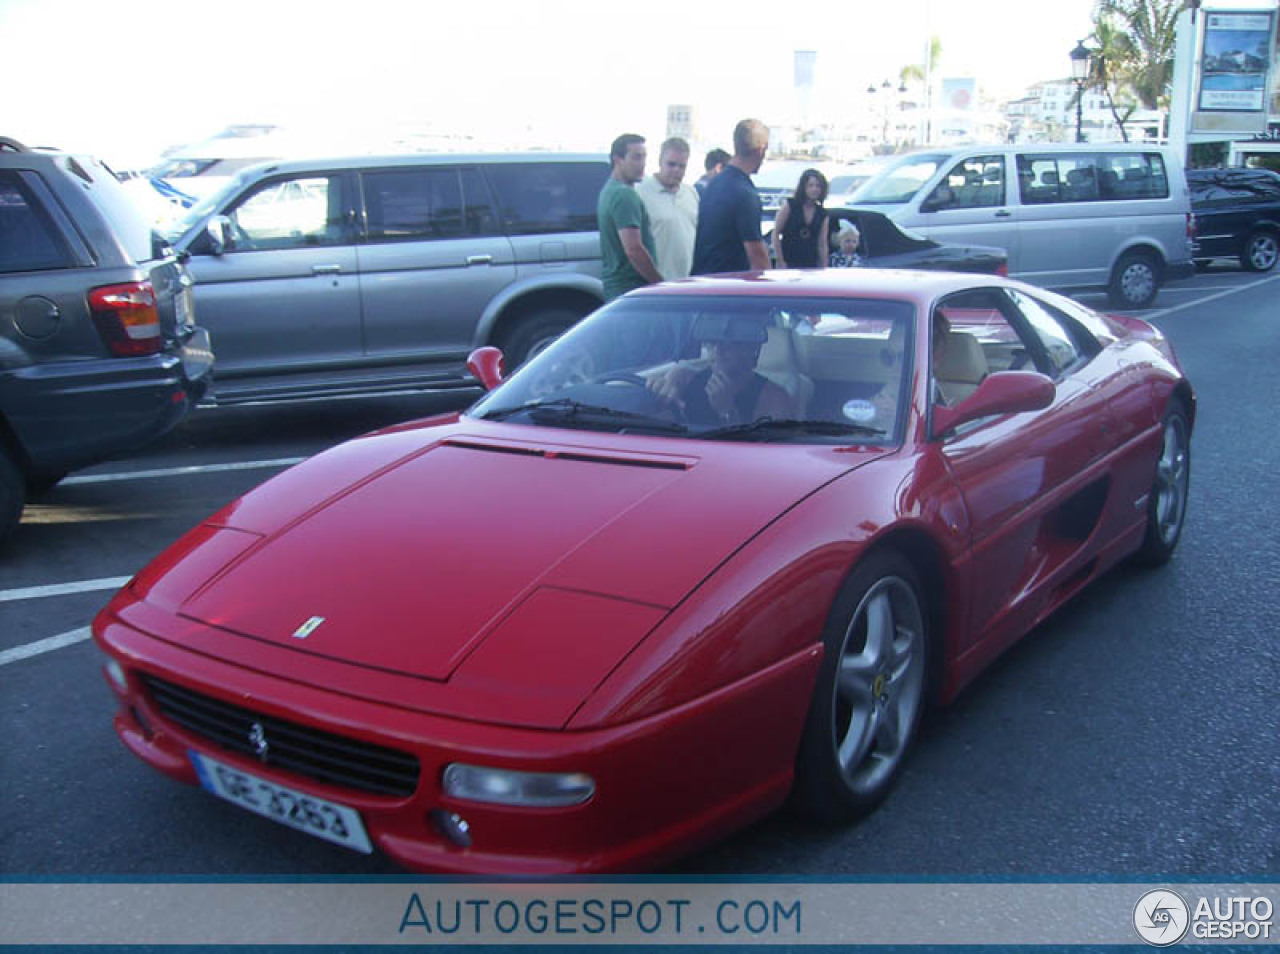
466;255;494;266
311;264;343;275
994;210;1012;218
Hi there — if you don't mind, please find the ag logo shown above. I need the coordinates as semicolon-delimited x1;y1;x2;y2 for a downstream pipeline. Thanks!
1134;889;1190;946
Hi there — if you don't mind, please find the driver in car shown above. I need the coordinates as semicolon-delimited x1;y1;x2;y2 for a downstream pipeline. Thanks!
648;314;792;426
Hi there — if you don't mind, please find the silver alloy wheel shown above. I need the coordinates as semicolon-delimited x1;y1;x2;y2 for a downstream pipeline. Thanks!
1247;233;1279;271
1153;412;1190;546
1120;259;1156;305
831;576;926;797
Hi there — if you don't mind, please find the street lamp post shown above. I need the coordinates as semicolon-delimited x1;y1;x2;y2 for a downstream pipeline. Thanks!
1069;40;1092;143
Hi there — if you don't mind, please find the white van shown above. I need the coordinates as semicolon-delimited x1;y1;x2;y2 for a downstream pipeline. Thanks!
849;143;1196;308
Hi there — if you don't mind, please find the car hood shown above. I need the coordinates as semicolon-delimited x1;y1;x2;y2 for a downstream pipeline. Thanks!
158;422;884;690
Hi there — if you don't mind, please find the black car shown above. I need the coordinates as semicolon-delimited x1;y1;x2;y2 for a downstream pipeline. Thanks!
764;208;1008;275
0;138;213;540
1187;167;1280;272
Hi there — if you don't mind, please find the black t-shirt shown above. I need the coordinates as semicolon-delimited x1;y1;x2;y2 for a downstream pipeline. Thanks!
691;166;762;275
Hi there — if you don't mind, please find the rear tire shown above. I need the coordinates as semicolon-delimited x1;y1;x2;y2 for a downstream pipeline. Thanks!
497;307;582;370
793;550;931;824
1240;230;1279;273
1107;250;1161;310
1134;399;1190;567
0;447;26;541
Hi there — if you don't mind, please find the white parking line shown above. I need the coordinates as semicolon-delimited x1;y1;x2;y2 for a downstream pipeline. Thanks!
0;576;132;603
0;626;92;666
1148;272;1280;319
63;456;306;486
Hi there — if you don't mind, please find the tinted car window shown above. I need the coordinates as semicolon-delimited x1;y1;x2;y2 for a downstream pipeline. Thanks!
0;174;74;273
364;168;464;241
228;174;348;250
70;156;160;263
1018;152;1168;204
484;162;607;235
459;167;501;236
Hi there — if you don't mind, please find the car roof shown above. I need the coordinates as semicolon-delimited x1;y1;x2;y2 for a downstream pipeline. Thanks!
627;269;1008;303
234;152;608;176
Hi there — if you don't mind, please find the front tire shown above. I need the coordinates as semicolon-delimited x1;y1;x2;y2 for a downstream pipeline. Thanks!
1134;400;1190;567
1108;250;1161;310
498;307;582;370
1240;230;1279;273
793;551;931;824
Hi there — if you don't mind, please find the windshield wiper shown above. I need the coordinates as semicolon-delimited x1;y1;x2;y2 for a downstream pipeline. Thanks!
478;399;686;433
697;418;885;441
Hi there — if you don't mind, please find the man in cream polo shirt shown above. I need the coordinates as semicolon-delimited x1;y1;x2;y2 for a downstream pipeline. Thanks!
636;137;699;280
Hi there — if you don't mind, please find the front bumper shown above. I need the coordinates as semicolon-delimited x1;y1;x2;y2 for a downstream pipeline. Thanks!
94;603;819;874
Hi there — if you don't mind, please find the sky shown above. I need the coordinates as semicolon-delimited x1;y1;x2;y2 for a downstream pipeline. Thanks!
1;0;1100;168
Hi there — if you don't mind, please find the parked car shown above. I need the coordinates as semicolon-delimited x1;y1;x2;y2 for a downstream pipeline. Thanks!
848;143;1196;308
164;153;608;405
825;156;895;208
764;208;1008;275
1187;167;1280;272
752;160;851;218
0;139;213;540
94;268;1192;873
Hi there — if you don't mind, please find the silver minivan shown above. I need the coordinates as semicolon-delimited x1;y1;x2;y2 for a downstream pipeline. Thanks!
165;154;608;404
849;143;1196;308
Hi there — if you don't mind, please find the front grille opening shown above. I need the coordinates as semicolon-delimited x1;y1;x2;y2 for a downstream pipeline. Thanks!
140;675;420;798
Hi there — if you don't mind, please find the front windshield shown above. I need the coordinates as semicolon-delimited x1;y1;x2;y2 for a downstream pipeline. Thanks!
851;153;949;205
469;295;917;444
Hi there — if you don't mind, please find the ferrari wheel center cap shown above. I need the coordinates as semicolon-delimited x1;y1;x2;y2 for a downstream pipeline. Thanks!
872;674;886;698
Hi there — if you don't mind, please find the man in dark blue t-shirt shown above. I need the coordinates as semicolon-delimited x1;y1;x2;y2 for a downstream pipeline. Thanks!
691;119;771;275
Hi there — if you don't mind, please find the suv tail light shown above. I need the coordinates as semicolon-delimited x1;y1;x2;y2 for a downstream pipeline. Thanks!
89;281;163;356
1186;212;1197;242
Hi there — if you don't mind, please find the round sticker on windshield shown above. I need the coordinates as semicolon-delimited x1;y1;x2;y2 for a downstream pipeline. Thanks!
842;399;877;423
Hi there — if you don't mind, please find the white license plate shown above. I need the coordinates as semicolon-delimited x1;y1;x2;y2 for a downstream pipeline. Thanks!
190;750;372;854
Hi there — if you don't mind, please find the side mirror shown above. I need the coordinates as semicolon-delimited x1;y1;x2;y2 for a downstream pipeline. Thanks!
932;371;1055;436
205;215;230;256
467;346;505;390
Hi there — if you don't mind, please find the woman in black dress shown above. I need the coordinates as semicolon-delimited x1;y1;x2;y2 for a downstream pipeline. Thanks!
773;168;830;269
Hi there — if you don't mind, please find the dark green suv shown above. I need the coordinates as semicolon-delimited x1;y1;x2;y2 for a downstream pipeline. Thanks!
0;137;213;541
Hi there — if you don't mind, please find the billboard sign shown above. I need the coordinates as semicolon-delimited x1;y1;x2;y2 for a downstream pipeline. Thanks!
1191;10;1277;132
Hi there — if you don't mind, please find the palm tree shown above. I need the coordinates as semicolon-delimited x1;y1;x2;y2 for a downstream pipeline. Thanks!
1092;0;1186;110
899;36;942;143
1087;18;1140;141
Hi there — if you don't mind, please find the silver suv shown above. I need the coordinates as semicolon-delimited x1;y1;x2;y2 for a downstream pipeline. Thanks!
0;137;213;541
164;154;608;404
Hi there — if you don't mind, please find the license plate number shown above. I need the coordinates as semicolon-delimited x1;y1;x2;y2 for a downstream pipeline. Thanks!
190;751;372;854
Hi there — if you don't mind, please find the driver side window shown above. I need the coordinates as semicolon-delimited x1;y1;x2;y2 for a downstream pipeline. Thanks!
927;156;1004;210
226;175;347;251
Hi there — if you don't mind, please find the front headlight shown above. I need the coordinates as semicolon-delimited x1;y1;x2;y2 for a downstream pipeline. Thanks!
442;763;595;807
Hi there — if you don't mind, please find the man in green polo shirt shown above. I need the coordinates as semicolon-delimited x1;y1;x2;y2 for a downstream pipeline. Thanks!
598;133;662;300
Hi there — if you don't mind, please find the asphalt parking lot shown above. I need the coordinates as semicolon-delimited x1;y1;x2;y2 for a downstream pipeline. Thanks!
3;263;1278;876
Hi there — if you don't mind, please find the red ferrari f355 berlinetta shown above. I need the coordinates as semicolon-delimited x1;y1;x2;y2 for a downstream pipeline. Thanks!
94;269;1193;873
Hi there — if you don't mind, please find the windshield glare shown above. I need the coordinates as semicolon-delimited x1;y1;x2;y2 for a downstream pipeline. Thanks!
469;295;917;443
852;153;949;205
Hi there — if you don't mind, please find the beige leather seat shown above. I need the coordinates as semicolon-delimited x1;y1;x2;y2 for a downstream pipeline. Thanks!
935;331;987;404
757;326;814;418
